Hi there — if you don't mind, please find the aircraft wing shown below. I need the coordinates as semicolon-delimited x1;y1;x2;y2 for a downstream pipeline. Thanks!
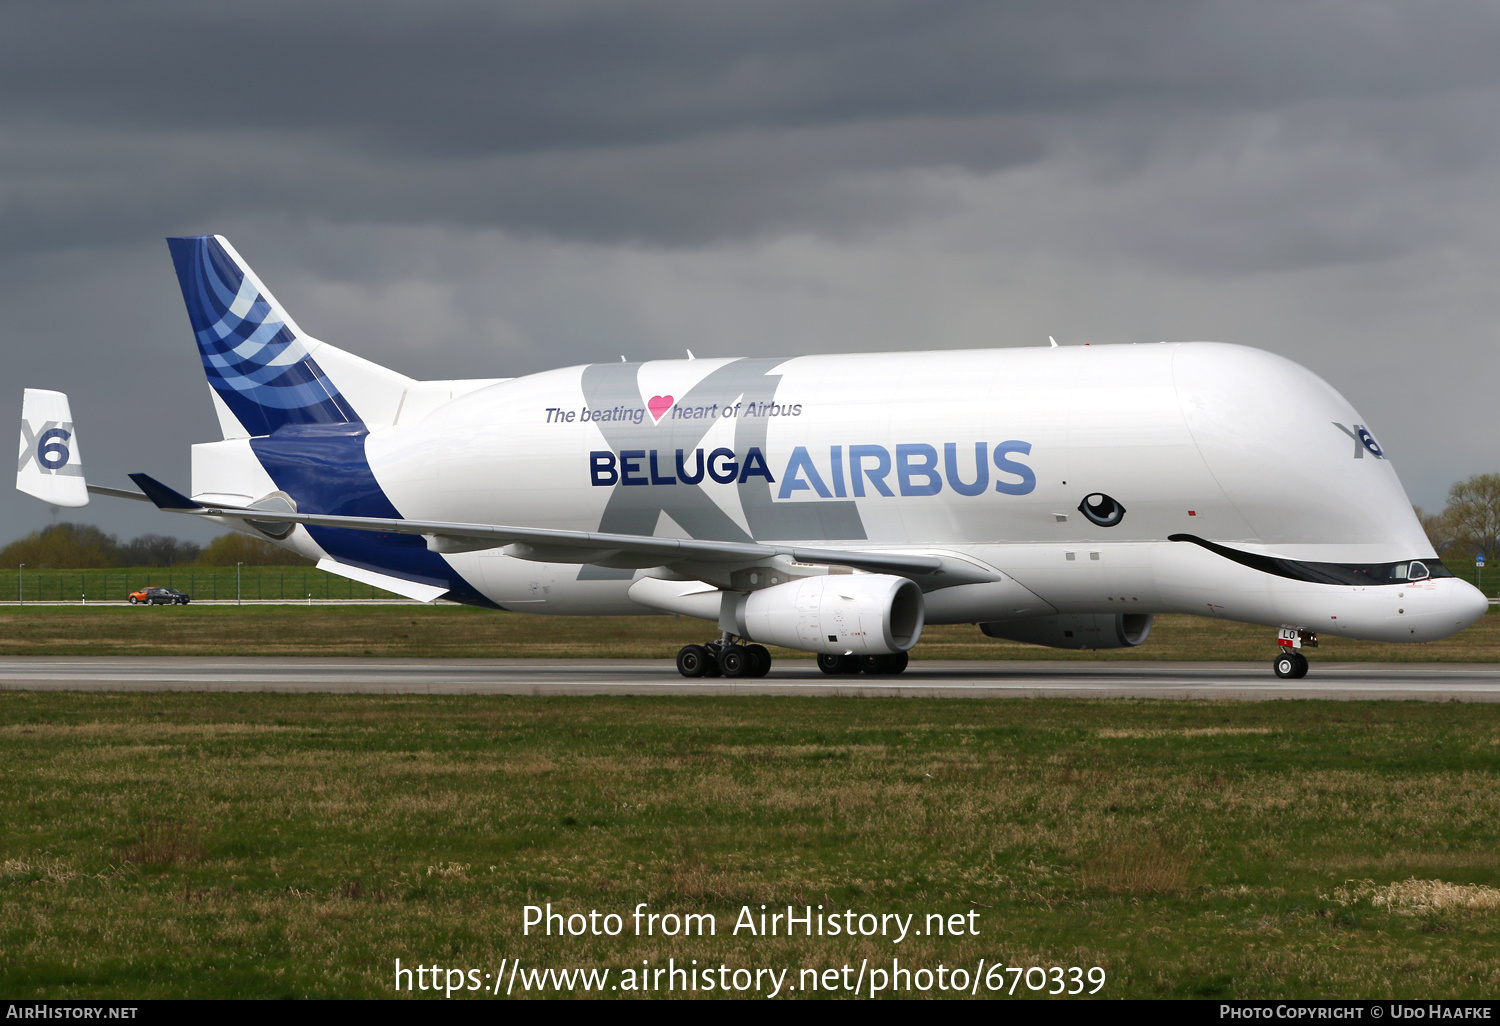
87;483;155;502
127;473;957;580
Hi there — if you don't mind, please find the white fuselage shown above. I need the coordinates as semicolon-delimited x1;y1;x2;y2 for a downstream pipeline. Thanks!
198;342;1487;643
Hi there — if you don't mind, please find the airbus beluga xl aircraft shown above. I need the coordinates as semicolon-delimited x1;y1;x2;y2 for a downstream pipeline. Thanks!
16;236;1489;679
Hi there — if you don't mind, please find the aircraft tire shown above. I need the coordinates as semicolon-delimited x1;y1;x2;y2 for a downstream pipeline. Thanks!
676;644;710;678
719;646;748;678
887;650;909;675
745;645;771;678
1291;651;1308;678
1273;652;1298;679
817;653;844;675
838;654;862;674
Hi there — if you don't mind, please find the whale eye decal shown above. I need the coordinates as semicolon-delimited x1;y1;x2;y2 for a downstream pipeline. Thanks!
1078;493;1126;527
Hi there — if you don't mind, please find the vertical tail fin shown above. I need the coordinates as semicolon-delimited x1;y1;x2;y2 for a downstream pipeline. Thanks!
17;388;88;507
167;235;361;436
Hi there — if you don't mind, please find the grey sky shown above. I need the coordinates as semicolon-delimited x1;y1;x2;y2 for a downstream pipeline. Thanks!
2;0;1497;544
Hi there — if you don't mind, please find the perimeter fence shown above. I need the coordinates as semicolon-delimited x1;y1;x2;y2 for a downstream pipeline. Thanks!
0;565;400;602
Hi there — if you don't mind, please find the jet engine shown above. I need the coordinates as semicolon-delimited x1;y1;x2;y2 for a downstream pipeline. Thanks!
723;573;924;655
980;613;1152;650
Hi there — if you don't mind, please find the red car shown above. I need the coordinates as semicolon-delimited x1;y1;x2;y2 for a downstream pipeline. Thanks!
128;586;191;605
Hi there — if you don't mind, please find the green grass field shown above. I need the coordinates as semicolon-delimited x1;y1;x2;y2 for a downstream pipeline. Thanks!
0;602;1494;661
1;597;1496;999
3;693;1500;998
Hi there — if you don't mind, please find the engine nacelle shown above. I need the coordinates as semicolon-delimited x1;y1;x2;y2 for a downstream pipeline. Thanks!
980;613;1153;650
723;574;925;655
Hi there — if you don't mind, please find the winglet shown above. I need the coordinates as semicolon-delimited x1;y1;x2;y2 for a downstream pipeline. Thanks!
17;388;88;507
127;473;205;512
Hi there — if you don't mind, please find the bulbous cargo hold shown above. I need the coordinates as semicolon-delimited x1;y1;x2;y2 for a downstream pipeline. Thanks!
981;613;1153;651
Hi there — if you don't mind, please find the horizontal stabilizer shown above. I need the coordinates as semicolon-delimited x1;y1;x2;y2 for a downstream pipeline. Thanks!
127;473;203;511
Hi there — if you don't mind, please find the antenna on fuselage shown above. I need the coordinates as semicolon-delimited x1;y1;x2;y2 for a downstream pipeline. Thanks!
685;348;696;360
1048;336;1059;348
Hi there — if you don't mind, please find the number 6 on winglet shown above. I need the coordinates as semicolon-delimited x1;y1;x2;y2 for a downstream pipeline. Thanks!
16;388;88;507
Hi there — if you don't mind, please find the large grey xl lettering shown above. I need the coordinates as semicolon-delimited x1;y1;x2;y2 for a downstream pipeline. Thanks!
1332;422;1364;459
578;359;865;579
16;419;81;476
1332;422;1384;460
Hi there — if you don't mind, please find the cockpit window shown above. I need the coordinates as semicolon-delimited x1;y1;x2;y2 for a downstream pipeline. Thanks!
1170;535;1454;586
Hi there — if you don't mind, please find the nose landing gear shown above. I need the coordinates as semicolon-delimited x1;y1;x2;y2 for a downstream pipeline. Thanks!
676;633;772;679
1273;650;1308;679
1272;626;1315;679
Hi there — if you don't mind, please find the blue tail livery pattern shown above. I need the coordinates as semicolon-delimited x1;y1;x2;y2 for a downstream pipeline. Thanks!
167;235;360;436
248;424;498;609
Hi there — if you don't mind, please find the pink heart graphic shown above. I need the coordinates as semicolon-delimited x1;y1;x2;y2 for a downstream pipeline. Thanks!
647;394;675;422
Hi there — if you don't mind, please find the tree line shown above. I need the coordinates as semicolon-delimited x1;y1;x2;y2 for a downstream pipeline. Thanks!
0;524;313;569
1418;473;1500;564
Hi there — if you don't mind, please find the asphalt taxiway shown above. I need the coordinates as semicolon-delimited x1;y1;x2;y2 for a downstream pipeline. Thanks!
0;657;1498;700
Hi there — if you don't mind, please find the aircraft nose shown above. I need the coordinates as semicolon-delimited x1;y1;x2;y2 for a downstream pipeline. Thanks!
1450;579;1491;631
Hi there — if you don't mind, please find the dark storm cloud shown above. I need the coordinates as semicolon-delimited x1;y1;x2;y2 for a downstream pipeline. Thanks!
0;114;1047;254
6;1;1492;150
4;0;1500;252
10;0;1185;151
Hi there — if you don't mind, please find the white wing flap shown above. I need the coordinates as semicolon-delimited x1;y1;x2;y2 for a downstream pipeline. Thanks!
316;558;449;603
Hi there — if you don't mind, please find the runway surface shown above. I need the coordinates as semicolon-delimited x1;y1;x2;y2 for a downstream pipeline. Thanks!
1;657;1499;700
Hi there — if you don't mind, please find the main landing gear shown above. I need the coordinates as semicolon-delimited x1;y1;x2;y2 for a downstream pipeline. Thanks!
676;634;772;679
1272;626;1315;679
817;651;909;676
